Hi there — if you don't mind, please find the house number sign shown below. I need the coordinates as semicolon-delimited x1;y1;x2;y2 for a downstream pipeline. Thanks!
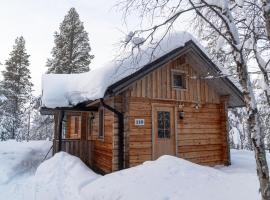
135;119;145;126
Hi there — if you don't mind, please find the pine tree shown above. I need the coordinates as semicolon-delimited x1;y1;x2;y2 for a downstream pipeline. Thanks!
0;81;7;140
29;96;54;140
1;36;33;140
46;7;94;74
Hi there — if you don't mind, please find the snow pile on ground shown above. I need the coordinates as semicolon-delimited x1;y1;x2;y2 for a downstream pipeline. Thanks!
42;31;198;108
0;140;51;184
0;144;264;200
34;152;100;200
34;150;262;200
80;152;259;200
0;140;52;200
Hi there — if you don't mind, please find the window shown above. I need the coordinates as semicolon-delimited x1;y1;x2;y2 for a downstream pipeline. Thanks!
172;71;187;89
70;115;81;138
74;116;79;135
99;107;104;138
62;114;67;139
157;111;170;138
88;113;94;138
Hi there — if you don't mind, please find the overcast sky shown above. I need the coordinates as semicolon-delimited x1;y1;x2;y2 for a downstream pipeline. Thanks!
0;0;189;96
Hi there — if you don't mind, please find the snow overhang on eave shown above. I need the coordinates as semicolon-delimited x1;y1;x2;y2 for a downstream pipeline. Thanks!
104;41;245;108
40;104;99;115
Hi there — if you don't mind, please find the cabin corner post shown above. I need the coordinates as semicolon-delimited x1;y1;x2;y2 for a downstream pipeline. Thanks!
53;112;58;155
100;98;124;170
220;95;231;166
58;110;64;152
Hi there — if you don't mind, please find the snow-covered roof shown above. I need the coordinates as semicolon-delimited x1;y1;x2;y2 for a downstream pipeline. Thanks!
42;32;200;108
41;31;243;109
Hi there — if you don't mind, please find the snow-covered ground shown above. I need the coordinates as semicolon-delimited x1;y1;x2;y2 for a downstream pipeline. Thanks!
0;140;266;200
0;140;52;200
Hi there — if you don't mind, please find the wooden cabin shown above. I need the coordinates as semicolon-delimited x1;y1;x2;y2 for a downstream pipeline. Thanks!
41;40;244;174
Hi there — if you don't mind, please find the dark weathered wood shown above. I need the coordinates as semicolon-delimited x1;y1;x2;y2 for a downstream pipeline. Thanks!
55;139;93;166
58;111;64;152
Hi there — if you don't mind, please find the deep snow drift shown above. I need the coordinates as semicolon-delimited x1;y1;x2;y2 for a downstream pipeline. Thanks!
35;152;100;200
36;150;261;200
0;141;265;200
0;140;52;184
0;140;52;200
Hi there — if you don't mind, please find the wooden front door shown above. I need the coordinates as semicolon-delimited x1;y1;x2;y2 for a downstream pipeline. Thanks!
153;106;176;159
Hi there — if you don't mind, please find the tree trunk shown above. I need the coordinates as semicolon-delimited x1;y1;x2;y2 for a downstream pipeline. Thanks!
262;0;270;41
237;58;270;200
252;124;270;199
248;104;270;199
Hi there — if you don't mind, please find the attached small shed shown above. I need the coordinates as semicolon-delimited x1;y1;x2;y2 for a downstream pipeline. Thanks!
41;32;244;174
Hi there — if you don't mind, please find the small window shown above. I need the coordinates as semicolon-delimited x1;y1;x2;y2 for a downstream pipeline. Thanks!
88;113;94;138
172;71;186;89
62;114;67;139
70;115;81;138
74;116;79;135
157;111;171;138
99;107;104;138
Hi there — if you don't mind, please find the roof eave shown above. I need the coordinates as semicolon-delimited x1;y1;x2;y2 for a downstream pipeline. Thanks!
104;40;245;108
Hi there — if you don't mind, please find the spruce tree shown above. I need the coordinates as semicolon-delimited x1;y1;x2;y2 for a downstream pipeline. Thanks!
46;7;94;74
30;96;54;140
1;36;33;140
0;82;7;140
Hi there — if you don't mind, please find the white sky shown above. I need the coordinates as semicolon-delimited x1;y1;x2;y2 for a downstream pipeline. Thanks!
0;0;134;95
0;0;191;96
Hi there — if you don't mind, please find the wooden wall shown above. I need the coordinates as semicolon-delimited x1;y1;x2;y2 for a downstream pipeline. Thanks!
52;53;230;173
89;99;115;173
129;55;220;104
112;95;130;171
126;97;152;167
124;98;228;167
66;113;81;139
122;54;229;168
52;101;115;174
52;111;88;157
178;103;225;166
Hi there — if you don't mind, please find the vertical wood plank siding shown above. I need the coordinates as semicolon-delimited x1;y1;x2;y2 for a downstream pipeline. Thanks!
54;139;93;166
90;99;114;173
54;54;230;173
125;55;228;167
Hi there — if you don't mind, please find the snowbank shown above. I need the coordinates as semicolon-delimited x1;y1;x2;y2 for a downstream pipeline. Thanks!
0;140;52;200
33;150;262;200
34;152;100;200
0;140;262;200
80;154;259;200
42;32;199;108
0;140;51;184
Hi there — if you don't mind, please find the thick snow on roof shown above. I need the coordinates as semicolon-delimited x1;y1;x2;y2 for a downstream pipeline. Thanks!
43;31;246;108
42;32;200;108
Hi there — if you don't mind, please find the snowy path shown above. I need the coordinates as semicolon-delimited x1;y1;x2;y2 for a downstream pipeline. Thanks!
0;140;52;200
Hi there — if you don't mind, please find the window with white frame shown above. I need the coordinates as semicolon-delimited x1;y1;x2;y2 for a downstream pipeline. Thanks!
172;71;187;89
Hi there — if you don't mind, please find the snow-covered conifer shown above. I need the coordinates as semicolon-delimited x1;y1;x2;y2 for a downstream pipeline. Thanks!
46;7;94;74
29;96;53;140
1;36;33;140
